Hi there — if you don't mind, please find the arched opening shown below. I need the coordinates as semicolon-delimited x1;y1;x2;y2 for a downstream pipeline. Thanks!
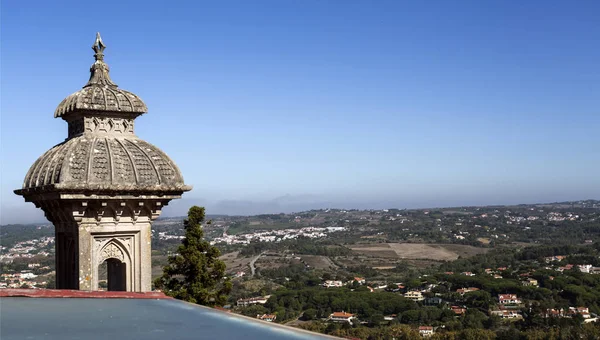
95;239;132;292
98;258;127;291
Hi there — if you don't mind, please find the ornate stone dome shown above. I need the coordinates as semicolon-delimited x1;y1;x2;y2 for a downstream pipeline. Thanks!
15;33;190;196
54;32;147;119
19;136;188;193
55;86;147;118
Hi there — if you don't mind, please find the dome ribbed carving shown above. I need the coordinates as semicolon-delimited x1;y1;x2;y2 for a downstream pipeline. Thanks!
55;86;147;118
19;136;189;193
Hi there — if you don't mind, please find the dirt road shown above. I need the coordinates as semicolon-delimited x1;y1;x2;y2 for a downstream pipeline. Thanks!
249;252;266;276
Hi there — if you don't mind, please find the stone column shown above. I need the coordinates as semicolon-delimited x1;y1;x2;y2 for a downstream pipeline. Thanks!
78;223;93;291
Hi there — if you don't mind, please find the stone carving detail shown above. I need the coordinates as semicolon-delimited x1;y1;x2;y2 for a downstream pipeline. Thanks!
36;147;60;186
69;139;91;180
91;139;110;181
125;140;158;183
110;139;135;183
123;119;133;133
94;117;109;133
22;135;189;191
100;242;124;262
50;147;67;184
83;117;134;135
84;117;94;133
95;238;104;250
27;151;51;187
136;140;177;181
118;237;132;252
55;87;147;117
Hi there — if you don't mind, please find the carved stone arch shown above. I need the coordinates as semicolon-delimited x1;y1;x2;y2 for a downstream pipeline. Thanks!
99;238;129;263
95;238;132;292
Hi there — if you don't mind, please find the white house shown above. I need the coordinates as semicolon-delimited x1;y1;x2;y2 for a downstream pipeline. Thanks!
353;277;366;285
328;312;356;325
578;264;592;273
20;273;37;279
498;294;521;305
257;314;276;322
323;280;344;288
404;291;424;301
418;326;434;337
491;310;523;319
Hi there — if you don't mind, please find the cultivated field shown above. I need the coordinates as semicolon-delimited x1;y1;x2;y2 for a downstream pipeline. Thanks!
349;243;489;261
298;255;339;270
220;251;254;274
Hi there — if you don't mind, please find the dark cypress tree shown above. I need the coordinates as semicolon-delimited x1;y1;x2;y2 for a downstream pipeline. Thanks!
154;206;231;306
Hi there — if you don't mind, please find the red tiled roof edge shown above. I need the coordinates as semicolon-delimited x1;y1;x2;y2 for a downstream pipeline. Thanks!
0;288;172;299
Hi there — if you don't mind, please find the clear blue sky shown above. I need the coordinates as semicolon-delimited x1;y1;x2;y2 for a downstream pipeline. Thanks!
1;0;599;223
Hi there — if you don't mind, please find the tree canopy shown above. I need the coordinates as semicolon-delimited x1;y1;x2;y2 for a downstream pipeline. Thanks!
154;206;231;306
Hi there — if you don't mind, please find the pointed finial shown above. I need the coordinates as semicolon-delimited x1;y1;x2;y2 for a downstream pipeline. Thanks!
84;32;117;88
92;32;106;60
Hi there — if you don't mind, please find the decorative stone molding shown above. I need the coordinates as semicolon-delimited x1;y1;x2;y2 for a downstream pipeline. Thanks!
100;242;125;262
81;117;134;135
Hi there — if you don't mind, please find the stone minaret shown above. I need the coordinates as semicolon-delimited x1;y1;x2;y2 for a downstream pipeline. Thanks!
15;33;191;292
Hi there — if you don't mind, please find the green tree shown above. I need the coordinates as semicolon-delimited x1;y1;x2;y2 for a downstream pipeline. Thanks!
302;308;318;320
154;206;232;306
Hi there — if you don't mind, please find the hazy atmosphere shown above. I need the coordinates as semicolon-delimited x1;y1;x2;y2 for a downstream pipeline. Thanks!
2;1;599;224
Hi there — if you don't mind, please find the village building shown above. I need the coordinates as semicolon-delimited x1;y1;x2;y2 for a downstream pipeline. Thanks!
490;310;523;319
257;314;276;322
577;264;592;273
323;280;344;288
522;278;538;287
425;296;444;305
451;306;467;316
544;307;591;319
456;287;480;295
498;294;521;305
353;277;366;285
557;264;574;272
544;308;565;318
328;312;356;324
404;291;425;301
418;326;434;337
544;255;566;263
568;307;590;319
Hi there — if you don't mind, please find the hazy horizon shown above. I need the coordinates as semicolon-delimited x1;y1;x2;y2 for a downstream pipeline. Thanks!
2;195;597;225
1;1;599;224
